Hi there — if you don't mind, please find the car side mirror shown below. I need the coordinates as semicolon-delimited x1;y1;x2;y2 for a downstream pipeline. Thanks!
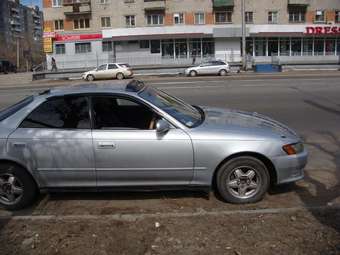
156;119;170;134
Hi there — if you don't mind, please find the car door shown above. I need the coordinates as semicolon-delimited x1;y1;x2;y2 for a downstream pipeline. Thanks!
7;95;96;188
106;64;119;79
198;62;213;75
94;64;107;79
91;95;194;187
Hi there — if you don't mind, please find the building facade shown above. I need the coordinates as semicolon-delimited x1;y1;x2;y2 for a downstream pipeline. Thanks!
0;0;44;71
43;0;340;69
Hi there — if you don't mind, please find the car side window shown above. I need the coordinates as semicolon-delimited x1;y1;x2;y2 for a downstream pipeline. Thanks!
92;96;158;130
108;64;118;69
97;64;107;71
19;96;91;129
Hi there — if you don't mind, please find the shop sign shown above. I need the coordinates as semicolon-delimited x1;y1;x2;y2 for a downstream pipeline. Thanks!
305;26;340;35
43;37;53;53
55;33;102;42
43;31;56;38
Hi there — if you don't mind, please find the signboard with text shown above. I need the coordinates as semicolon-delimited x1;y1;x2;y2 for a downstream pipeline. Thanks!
305;26;340;35
55;33;102;42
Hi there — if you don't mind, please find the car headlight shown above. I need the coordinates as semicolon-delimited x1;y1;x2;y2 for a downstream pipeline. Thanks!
282;142;304;155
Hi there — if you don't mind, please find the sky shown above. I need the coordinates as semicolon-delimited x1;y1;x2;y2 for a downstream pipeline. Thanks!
20;0;42;8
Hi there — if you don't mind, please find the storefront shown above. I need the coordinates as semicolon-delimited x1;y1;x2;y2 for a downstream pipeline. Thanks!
245;25;340;64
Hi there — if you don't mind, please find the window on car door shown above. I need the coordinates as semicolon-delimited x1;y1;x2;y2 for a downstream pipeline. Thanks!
10;96;95;187
20;96;91;129
92;96;157;130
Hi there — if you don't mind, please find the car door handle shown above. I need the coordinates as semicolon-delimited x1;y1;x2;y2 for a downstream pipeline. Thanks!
12;142;26;148
97;142;116;149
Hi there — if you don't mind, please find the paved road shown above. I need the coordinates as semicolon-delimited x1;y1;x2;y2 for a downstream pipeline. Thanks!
1;74;340;254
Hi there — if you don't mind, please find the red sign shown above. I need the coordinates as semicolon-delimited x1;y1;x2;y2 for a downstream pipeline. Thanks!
305;26;340;35
43;32;56;38
55;33;102;42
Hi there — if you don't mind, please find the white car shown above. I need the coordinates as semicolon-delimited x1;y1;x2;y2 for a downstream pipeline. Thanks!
185;60;230;77
82;63;133;81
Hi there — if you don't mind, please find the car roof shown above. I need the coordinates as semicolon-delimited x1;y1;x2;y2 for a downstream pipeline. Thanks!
41;80;145;98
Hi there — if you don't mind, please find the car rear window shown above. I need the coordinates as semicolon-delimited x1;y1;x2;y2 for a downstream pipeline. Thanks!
0;96;34;122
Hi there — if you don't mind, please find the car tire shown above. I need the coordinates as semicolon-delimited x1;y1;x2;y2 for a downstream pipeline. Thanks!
0;163;38;210
116;72;124;80
86;74;95;81
189;70;197;77
216;156;270;204
219;69;228;76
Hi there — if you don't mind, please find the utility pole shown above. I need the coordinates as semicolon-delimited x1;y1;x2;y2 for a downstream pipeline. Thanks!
241;0;246;70
16;38;20;70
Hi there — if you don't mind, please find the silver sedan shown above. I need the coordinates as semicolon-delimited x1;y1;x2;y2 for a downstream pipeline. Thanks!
0;80;307;210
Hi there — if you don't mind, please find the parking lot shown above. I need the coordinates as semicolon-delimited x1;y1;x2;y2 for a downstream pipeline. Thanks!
0;72;340;254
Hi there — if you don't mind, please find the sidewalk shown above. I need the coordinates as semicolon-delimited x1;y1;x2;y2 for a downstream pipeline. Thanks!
0;69;340;89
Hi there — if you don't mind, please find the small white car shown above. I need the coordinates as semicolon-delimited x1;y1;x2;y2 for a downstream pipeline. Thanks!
185;60;230;77
82;63;133;81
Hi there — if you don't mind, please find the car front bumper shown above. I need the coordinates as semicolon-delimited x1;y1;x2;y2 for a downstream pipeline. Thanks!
271;150;308;184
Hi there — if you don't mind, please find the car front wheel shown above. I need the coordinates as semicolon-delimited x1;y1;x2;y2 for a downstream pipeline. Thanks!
86;74;95;81
0;163;38;210
189;70;197;77
216;156;270;204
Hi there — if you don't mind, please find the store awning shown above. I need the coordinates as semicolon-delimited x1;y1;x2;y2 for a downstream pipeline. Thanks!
213;0;234;8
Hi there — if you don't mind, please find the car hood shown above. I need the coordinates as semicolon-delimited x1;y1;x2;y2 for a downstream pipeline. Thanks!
198;106;298;139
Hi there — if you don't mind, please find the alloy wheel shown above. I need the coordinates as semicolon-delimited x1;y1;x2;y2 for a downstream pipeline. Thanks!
226;166;261;199
0;173;24;205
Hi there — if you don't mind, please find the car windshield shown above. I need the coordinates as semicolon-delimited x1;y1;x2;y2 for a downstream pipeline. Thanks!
139;87;203;128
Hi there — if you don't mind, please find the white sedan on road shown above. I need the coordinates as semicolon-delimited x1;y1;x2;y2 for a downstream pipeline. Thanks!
185;60;230;77
82;63;133;81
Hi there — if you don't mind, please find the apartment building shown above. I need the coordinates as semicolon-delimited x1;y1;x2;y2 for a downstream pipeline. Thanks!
0;0;44;70
43;0;340;69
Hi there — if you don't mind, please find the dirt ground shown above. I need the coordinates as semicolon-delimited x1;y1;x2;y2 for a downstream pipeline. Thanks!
1;207;339;255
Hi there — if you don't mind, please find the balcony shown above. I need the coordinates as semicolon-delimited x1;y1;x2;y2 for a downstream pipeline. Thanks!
64;4;91;16
11;7;20;13
63;0;91;5
213;0;234;8
144;0;165;12
288;0;310;6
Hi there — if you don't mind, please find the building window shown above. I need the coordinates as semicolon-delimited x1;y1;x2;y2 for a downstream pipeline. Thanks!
315;10;325;23
101;17;111;28
75;42;91;54
55;44;65;54
335;11;340;23
124;0;134;3
289;10;306;23
194;13;205;24
268;11;278;24
202;38;214;57
74;19;90;29
150;40;160;53
100;0;108;3
255;38;266;56
102;41;113;52
291;38;302;56
125;15;135;27
215;12;232;23
139;40;149;48
245;12;253;23
173;13;184;25
54;20;64;30
280;38;290;56
146;14;164;26
303;38;313;56
52;0;62;7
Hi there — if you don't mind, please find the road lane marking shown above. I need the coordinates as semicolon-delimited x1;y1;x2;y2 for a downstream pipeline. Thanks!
0;205;338;221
